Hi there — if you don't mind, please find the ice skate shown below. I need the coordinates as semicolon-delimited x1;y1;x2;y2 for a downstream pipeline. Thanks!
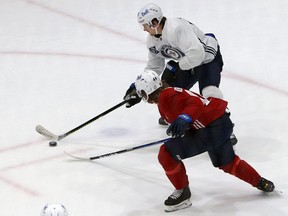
159;117;169;126
230;123;238;145
164;186;192;212
230;133;238;145
257;177;275;192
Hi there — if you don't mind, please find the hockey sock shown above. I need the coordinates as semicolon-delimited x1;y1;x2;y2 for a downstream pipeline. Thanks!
158;145;189;189
219;155;261;187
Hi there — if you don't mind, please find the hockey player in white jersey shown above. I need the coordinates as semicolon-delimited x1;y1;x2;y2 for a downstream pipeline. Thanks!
123;3;237;144
125;3;222;107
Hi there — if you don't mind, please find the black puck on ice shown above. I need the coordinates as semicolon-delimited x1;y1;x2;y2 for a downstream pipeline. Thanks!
49;141;57;147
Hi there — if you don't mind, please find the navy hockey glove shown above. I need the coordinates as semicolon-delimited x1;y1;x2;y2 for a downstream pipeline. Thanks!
166;114;192;138
161;60;178;86
123;83;141;108
162;60;195;89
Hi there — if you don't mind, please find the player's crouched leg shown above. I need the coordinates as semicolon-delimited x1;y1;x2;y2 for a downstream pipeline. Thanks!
219;155;275;192
158;145;192;212
202;86;238;146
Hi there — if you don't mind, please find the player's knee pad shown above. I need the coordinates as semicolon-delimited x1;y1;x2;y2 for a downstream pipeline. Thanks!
202;86;223;99
219;155;240;176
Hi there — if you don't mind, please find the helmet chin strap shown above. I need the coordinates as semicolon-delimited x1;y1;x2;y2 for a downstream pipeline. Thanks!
154;26;159;35
154;25;162;37
150;22;160;35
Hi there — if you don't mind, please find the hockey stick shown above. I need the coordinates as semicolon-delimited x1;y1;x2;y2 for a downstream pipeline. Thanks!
64;137;171;161
36;101;127;141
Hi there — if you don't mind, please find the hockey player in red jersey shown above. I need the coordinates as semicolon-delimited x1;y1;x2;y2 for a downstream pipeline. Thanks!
134;70;275;212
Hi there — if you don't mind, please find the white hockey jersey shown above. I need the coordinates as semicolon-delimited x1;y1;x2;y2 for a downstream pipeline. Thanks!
145;18;219;75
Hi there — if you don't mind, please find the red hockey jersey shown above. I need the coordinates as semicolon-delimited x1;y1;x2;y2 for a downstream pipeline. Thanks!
158;87;228;129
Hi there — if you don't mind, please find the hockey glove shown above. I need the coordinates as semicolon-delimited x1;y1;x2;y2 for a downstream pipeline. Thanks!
161;60;179;86
166;114;192;138
123;83;142;108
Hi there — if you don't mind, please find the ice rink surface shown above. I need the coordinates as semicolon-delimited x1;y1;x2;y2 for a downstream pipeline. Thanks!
0;0;288;215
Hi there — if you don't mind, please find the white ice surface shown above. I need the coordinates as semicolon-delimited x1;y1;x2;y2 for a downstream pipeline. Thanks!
0;0;288;215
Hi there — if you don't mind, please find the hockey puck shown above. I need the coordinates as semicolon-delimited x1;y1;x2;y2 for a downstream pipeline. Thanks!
49;141;57;147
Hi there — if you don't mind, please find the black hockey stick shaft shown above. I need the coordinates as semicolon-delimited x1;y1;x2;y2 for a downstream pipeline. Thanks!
89;138;171;160
57;101;126;140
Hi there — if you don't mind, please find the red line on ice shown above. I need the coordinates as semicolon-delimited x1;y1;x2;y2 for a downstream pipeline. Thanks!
0;174;40;197
0;139;43;154
23;0;144;44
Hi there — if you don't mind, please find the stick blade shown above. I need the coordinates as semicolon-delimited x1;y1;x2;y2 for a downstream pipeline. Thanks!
35;125;59;140
64;151;91;161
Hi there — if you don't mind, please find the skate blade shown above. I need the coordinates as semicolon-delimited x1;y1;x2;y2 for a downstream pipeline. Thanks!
164;199;192;212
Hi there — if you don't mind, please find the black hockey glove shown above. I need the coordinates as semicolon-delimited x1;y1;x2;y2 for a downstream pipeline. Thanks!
161;60;179;86
162;60;195;89
166;114;192;138
123;83;142;108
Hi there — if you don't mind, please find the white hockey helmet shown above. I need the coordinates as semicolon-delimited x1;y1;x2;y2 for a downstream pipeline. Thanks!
137;3;163;27
40;204;69;216
135;70;162;102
